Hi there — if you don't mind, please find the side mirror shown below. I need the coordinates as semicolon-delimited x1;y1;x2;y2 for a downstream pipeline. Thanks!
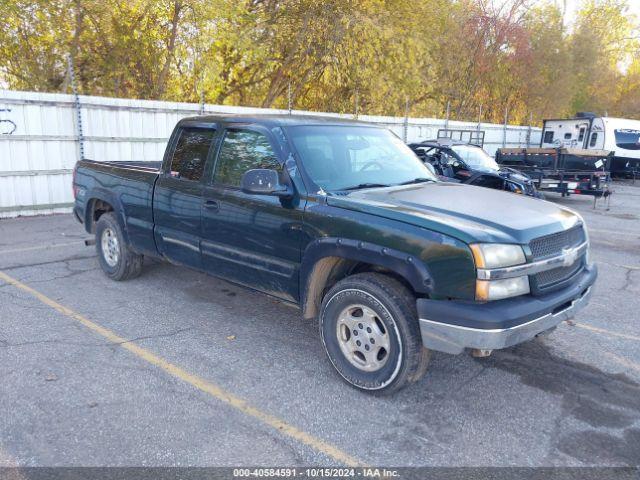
241;169;291;197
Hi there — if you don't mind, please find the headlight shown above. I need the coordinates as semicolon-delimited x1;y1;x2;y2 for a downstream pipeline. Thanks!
476;276;530;301
470;243;526;269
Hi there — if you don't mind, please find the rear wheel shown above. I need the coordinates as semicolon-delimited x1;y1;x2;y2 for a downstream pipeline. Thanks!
319;273;430;394
95;212;143;281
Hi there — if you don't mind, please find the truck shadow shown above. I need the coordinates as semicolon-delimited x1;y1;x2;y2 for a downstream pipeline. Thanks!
474;341;640;465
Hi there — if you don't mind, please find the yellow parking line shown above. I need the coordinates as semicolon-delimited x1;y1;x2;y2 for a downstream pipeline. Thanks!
0;270;363;467
603;352;640;374
0;446;18;467
0;242;80;256
572;322;640;342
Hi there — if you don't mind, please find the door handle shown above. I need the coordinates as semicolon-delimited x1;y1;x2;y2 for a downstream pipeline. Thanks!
203;200;220;212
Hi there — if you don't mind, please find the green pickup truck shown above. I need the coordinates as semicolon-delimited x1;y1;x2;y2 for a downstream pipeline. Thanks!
73;114;596;394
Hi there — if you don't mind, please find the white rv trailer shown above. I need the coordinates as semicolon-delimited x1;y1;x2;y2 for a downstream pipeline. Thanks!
540;113;640;175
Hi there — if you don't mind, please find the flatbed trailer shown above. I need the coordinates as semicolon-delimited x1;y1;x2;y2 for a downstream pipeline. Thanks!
495;147;613;206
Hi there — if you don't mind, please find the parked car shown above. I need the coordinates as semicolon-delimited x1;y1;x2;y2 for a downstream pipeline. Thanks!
408;138;542;198
73;115;597;394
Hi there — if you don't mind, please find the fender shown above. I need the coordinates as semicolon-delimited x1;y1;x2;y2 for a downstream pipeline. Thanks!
83;188;130;244
300;237;435;315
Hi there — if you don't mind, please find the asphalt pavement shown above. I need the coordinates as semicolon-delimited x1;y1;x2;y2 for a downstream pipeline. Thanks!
0;182;639;467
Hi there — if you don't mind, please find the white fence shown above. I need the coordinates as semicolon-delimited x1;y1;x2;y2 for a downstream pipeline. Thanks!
0;89;541;218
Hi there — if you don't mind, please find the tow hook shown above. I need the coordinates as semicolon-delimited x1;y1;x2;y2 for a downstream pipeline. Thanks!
471;349;493;358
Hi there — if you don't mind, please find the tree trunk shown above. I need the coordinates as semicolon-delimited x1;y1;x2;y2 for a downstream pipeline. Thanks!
156;0;182;98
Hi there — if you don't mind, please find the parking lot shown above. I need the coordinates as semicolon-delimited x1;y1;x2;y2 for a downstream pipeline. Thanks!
0;184;639;467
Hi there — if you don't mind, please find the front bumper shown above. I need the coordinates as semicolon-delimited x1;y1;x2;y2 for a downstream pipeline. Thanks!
417;264;597;354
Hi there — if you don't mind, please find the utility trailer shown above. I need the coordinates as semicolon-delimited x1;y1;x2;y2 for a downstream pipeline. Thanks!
495;147;613;207
540;113;640;177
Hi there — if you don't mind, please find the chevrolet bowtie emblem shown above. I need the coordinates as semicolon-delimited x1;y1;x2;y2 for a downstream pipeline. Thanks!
561;247;579;267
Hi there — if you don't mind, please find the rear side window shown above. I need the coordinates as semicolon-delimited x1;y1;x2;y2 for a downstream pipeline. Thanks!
213;130;280;187
170;128;216;181
589;132;598;147
543;131;554;143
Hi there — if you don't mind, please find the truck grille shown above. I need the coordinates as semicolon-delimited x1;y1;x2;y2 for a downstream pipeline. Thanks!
534;260;583;289
529;225;586;291
529;225;586;260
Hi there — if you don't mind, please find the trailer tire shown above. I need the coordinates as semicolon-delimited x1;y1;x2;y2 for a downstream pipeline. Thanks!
95;212;143;281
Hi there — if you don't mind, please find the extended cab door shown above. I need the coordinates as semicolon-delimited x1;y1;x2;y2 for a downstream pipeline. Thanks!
201;125;303;301
154;125;217;269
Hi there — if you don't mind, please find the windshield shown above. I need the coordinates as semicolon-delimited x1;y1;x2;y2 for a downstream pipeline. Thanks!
451;145;499;171
287;125;437;191
614;129;640;150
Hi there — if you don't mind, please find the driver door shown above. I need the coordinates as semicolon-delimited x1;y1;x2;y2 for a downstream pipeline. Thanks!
200;126;304;301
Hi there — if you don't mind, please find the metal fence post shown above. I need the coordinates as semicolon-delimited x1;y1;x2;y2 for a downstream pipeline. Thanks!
288;81;292;115
67;55;84;161
354;88;359;119
403;97;409;143
502;106;508;148
445;101;450;130
199;69;205;115
526;112;533;148
477;105;482;130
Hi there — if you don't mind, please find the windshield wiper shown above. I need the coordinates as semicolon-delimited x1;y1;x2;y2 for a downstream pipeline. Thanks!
397;177;436;185
340;183;391;191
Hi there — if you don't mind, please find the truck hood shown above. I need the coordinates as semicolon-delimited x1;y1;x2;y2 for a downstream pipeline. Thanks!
327;182;581;244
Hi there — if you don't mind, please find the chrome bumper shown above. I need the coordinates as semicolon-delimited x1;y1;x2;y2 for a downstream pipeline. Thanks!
418;286;593;355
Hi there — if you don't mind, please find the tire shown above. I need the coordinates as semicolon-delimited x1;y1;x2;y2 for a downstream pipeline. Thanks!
95;212;143;281
319;273;430;394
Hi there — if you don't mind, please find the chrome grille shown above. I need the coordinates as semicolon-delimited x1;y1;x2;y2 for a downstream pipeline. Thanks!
529;225;587;291
534;260;583;289
529;225;586;260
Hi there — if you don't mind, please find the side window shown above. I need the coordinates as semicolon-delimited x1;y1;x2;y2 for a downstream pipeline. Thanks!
589;132;598;147
214;130;280;187
170;128;215;181
564;132;572;140
578;127;586;142
543;131;554;143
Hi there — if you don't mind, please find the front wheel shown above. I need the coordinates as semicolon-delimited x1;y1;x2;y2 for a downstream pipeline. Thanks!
95;212;143;281
319;273;430;394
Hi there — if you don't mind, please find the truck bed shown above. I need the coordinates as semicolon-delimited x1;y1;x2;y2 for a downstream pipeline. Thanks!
73;159;161;257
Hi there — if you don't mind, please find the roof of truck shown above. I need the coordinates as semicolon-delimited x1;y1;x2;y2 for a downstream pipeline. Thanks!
177;113;374;128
